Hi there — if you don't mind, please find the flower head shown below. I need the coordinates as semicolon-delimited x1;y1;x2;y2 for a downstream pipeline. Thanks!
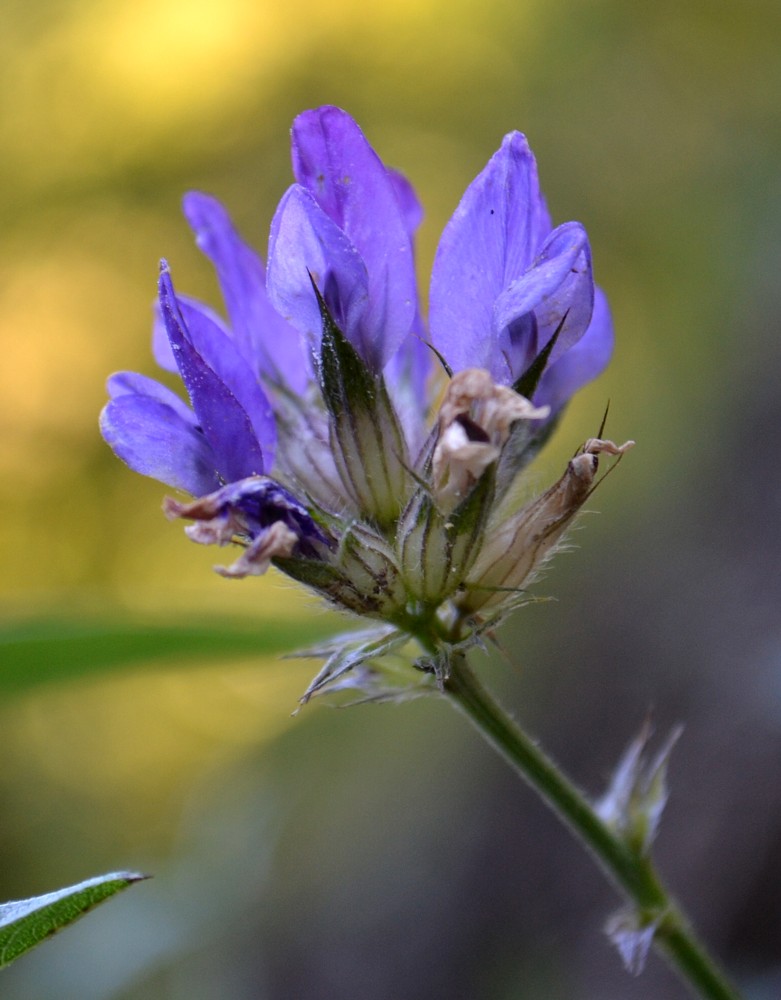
101;106;628;701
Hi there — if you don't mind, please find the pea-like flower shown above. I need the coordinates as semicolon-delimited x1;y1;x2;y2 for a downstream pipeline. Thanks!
101;106;629;701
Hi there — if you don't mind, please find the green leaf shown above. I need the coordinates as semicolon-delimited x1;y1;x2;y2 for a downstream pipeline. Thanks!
0;872;147;969
0;614;333;697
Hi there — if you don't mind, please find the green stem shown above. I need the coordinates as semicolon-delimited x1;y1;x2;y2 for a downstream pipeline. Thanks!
443;656;742;1000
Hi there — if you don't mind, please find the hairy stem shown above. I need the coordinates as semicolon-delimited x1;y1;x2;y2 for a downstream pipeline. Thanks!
442;656;741;1000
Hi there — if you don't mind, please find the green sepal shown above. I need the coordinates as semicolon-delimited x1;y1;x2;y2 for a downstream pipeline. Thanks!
312;279;409;527
511;310;568;400
494;410;561;501
449;461;497;549
274;556;367;616
276;521;405;619
399;465;495;604
424;340;453;379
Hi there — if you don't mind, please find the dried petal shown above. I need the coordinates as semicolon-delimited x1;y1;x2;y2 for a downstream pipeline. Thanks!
164;475;330;576
433;369;548;506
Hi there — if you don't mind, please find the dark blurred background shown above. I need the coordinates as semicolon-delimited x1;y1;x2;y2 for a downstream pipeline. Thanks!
2;0;781;996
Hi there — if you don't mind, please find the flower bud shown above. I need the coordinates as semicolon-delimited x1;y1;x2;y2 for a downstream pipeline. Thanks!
460;437;634;613
397;474;493;605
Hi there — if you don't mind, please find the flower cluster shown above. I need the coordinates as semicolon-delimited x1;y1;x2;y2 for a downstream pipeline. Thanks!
101;106;629;701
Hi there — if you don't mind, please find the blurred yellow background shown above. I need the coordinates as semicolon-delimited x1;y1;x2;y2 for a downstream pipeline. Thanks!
2;1;781;997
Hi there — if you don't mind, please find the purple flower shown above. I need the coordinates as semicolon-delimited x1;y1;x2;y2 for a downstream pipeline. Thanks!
101;107;624;649
429;131;613;412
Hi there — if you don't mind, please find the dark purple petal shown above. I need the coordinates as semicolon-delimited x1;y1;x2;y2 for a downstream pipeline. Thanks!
164;475;331;559
182;192;309;392
291;107;416;368
429;131;551;373
100;393;220;496
159;265;270;483
535;286;614;413
175;296;276;458
267;185;371;360
493;221;594;381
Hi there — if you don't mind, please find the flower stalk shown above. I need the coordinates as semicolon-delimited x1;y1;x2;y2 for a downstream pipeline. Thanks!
443;655;742;1000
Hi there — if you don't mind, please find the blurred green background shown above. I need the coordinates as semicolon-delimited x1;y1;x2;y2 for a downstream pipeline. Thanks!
3;0;781;997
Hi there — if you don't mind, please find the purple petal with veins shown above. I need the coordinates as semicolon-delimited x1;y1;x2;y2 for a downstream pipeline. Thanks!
159;265;271;483
429;131;551;374
183;191;309;391
267;184;370;360
291;107;416;368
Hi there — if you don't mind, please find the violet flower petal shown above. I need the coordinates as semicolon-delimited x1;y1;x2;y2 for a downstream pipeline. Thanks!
159;265;270;483
536;286;614;413
429;131;551;375
388;167;424;235
175;296;276;458
182;192;309;392
152;303;178;373
383;166;432;406
106;370;195;424
291;107;416;368
383;319;431;401
152;295;230;376
267;184;370;359
493;221;594;382
100;393;219;496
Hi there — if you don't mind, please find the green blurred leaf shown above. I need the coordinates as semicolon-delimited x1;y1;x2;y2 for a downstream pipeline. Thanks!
0;614;333;696
0;872;147;969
